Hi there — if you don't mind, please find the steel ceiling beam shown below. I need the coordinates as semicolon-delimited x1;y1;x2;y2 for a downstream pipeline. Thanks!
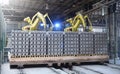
26;0;64;5
63;0;95;15
2;7;61;14
3;0;101;21
2;7;37;13
4;15;25;18
55;0;98;20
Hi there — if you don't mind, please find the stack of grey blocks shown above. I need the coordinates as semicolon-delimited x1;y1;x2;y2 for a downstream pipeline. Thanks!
79;32;94;55
30;31;47;56
94;32;108;55
48;31;64;56
10;31;108;57
64;32;79;55
11;31;29;57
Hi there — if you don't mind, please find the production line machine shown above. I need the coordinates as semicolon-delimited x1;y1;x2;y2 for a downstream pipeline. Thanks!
8;12;109;67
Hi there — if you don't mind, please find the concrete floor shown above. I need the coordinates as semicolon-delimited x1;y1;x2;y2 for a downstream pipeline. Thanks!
109;59;120;65
75;65;120;74
1;63;67;74
1;63;120;74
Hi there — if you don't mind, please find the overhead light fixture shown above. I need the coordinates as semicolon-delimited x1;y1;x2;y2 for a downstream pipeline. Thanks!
55;23;60;28
40;23;44;26
0;0;9;5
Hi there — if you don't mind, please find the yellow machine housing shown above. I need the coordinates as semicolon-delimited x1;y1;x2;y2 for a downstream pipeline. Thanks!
22;12;54;31
64;13;93;32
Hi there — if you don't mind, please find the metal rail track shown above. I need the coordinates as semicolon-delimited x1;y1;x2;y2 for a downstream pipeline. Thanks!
1;63;120;74
18;69;25;74
79;66;103;74
104;63;120;70
62;68;77;74
49;68;61;74
15;63;120;74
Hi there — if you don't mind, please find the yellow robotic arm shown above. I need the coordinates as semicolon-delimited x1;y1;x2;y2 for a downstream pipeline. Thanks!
24;17;32;25
31;12;46;30
22;17;32;31
22;12;53;31
84;15;93;31
66;18;74;27
64;13;93;32
43;13;54;31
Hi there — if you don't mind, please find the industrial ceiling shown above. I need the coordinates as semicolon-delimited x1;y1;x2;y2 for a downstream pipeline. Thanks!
1;0;101;22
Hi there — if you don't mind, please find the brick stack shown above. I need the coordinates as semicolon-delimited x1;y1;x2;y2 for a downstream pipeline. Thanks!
30;31;47;56
10;31;108;58
11;31;29;57
94;32;108;55
79;32;94;55
47;31;64;56
64;32;79;55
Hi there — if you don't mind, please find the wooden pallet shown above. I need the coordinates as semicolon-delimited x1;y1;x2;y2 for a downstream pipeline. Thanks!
10;55;109;67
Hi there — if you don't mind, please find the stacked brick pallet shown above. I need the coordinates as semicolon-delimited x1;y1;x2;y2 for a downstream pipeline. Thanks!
79;32;94;55
64;32;79;55
10;31;109;66
30;31;47;56
94;32;108;55
11;31;29;57
48;31;64;56
10;31;108;58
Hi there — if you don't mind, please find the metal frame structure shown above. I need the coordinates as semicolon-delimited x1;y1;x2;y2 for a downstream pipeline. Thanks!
0;0;119;65
83;0;120;64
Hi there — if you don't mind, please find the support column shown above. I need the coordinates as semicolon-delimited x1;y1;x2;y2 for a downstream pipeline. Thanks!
0;4;6;63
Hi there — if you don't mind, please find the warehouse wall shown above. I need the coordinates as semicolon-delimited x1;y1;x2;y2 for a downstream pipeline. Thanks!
6;21;27;35
116;13;120;58
107;1;120;60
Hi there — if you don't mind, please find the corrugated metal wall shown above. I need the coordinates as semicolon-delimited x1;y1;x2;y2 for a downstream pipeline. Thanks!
115;1;120;58
6;22;27;33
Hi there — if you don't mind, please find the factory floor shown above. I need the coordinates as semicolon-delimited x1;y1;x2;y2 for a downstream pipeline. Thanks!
109;58;120;65
1;63;120;74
